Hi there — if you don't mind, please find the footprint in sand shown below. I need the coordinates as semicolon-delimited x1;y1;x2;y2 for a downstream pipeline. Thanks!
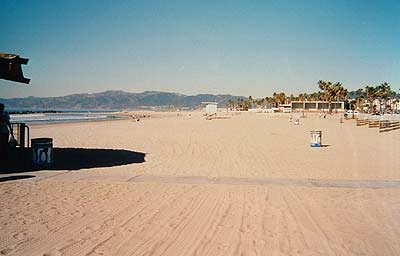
0;248;13;255
43;249;63;256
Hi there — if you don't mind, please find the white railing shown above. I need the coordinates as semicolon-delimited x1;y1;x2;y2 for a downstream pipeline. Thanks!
357;113;400;121
355;114;400;132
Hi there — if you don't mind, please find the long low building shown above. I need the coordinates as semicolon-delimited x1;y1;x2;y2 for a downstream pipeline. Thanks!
291;101;344;112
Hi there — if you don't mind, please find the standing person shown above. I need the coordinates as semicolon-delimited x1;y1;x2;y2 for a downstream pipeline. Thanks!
0;103;12;156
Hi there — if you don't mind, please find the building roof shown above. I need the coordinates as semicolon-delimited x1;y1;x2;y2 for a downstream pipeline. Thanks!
0;52;30;84
291;100;344;103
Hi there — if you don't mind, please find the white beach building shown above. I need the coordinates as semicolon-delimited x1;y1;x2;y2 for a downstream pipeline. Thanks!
291;101;344;112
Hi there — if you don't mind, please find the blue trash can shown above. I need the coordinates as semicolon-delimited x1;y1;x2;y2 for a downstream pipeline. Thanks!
310;131;322;147
31;138;53;166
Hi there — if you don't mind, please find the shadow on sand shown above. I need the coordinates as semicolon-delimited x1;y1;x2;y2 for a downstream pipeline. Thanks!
0;148;146;174
0;175;36;183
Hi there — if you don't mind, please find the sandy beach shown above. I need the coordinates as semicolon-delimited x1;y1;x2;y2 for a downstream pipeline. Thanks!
1;112;400;255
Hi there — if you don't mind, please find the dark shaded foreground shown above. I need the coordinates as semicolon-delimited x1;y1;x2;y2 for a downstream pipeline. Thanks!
0;148;145;174
0;175;35;183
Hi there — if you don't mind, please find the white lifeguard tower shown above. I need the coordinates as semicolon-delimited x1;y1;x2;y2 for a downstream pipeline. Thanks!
202;102;218;118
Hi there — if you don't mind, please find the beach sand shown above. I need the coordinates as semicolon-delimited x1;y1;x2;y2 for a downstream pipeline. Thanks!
1;112;400;255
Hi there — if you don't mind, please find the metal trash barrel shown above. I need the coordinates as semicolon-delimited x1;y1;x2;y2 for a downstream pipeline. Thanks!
310;131;322;147
31;138;53;165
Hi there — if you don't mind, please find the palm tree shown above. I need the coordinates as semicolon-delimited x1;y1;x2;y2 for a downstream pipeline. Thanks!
318;80;348;113
332;82;341;112
387;89;397;113
288;94;295;103
355;88;365;112
272;93;279;107
318;80;330;112
256;98;266;108
236;98;244;111
271;92;286;109
319;80;335;113
377;82;391;113
299;93;308;101
309;92;319;101
332;82;347;113
278;92;287;105
365;85;377;113
248;96;254;109
244;98;251;110
266;96;274;109
227;99;235;111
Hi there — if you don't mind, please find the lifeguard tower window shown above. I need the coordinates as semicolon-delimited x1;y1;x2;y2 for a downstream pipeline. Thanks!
0;53;30;84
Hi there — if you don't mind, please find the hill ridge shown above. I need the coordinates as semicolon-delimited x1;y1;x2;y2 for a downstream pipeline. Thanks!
1;90;245;109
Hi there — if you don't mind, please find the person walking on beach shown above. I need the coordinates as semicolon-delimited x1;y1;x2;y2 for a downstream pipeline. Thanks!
0;103;12;156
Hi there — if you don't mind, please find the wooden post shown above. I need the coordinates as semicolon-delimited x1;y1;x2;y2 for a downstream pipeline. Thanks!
19;123;26;149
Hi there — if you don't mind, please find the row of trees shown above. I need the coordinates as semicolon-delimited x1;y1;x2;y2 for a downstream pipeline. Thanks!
227;81;399;113
350;82;397;113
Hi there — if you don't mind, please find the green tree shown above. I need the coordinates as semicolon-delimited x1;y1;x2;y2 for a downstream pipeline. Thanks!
377;82;391;113
227;99;235;111
272;92;287;107
355;88;365;111
248;96;254;109
365;85;377;113
309;92;319;101
318;80;329;111
298;93;308;101
318;80;347;113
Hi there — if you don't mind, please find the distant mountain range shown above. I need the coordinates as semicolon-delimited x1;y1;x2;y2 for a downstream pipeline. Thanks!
1;90;245;110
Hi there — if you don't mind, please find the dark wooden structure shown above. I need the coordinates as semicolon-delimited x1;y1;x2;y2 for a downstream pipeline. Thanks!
0;52;30;84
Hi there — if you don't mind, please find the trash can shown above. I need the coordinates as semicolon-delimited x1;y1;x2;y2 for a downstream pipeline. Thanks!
310;131;322;147
31;138;53;165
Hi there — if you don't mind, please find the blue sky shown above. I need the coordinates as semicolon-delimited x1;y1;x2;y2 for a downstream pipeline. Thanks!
1;0;399;98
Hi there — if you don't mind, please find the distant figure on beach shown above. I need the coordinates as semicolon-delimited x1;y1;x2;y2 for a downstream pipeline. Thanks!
0;103;12;155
